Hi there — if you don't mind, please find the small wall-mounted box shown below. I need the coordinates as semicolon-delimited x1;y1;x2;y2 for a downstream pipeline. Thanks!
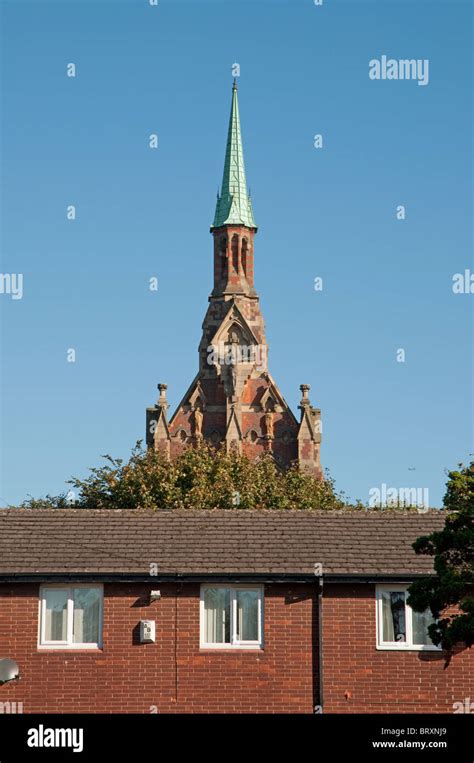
139;620;156;643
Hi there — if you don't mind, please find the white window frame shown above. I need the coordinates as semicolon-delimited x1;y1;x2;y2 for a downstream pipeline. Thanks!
38;584;103;650
200;585;263;650
376;584;440;651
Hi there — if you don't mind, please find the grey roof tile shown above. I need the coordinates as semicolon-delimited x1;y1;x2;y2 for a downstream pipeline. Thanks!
0;509;446;577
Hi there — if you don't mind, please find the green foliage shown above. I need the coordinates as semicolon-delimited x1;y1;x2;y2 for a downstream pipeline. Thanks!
19;441;348;511
407;463;474;651
19;493;73;509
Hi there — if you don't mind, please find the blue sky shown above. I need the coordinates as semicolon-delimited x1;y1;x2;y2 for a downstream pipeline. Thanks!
1;0;472;507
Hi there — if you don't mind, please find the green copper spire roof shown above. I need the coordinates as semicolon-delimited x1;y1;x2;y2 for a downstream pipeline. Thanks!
212;80;257;229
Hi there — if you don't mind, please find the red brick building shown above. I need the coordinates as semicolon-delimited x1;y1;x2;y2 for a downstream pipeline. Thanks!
146;81;322;476
1;86;471;717
0;509;471;713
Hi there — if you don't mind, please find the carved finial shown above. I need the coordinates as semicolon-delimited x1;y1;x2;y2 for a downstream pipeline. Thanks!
299;384;311;406
156;383;169;409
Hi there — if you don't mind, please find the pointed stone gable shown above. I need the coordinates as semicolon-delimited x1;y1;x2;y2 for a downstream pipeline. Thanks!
146;83;322;476
225;405;243;454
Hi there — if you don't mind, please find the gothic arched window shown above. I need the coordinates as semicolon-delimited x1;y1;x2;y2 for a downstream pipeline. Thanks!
241;238;248;278
231;234;239;273
219;237;228;283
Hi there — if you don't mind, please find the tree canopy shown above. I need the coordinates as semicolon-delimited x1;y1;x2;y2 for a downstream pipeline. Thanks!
17;445;472;648
408;462;474;650
20;441;353;511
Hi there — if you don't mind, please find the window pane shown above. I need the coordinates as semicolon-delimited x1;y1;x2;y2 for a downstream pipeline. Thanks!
236;590;259;641
44;589;68;641
203;588;230;643
381;591;406;642
412;607;435;646
73;588;101;644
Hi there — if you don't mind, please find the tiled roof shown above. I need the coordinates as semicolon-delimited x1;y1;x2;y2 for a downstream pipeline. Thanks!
0;509;446;578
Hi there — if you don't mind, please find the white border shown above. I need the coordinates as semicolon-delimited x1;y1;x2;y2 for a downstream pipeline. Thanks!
375;584;440;651
38;584;103;650
200;584;263;650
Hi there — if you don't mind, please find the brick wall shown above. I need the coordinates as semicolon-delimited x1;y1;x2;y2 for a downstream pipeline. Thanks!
2;581;470;714
0;582;317;714
322;584;473;713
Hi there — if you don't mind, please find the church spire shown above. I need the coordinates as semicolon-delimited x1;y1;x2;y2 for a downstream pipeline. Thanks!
212;81;257;229
147;80;322;479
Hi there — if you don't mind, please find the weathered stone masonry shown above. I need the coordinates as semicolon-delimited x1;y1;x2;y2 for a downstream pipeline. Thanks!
146;82;322;476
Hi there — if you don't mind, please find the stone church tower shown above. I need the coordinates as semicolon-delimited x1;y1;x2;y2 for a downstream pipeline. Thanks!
146;81;322;476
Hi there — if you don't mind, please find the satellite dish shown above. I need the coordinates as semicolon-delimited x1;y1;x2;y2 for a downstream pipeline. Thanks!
0;658;20;684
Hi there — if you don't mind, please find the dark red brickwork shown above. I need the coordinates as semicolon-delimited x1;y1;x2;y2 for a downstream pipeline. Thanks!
166;376;299;465
3;580;469;713
322;585;473;714
147;210;322;475
212;227;256;292
146;88;322;475
0;582;317;714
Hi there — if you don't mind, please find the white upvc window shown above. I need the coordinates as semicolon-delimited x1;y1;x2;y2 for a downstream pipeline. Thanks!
39;585;103;649
200;585;263;649
376;584;440;651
